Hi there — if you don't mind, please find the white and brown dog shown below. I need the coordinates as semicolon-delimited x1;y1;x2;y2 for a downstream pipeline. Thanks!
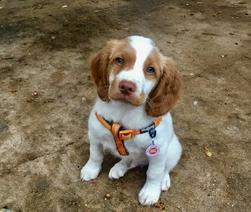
80;35;182;205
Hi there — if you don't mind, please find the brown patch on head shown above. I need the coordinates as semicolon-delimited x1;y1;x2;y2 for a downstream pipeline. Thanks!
90;40;115;101
145;57;181;117
90;39;136;101
109;39;136;75
143;48;162;81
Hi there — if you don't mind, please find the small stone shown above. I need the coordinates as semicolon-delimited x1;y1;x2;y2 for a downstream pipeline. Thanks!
193;100;198;106
32;91;38;97
62;5;68;8
190;73;195;76
104;193;111;200
81;97;86;102
51;36;56;40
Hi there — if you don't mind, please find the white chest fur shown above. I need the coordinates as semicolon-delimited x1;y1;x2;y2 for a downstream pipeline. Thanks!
88;98;174;159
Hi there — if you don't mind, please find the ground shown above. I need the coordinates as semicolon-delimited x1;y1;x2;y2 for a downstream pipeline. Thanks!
0;0;250;211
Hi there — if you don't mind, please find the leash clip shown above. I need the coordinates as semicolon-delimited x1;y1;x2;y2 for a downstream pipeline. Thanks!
149;128;156;139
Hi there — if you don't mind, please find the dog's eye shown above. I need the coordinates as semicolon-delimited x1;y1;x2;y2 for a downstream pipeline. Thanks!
115;57;124;65
146;66;155;74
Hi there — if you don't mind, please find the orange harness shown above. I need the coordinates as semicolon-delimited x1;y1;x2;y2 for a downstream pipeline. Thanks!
95;113;162;156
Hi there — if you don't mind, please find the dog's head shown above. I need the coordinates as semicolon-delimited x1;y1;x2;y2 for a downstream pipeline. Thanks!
90;36;181;117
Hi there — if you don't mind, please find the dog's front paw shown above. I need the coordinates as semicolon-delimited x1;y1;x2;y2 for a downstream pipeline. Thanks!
108;162;128;179
139;182;161;205
80;160;101;181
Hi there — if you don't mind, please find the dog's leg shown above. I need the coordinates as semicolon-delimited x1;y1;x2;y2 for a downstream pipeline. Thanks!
138;156;166;205
108;157;131;179
161;172;171;191
80;137;103;181
161;135;182;191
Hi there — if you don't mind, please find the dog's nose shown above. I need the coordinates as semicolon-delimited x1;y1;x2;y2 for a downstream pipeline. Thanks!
119;80;136;95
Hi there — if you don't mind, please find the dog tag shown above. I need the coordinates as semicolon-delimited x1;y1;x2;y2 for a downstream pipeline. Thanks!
145;143;160;157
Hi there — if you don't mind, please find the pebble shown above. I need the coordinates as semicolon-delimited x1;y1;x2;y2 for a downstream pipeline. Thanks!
62;5;68;8
81;97;86;102
193;101;198;106
32;91;38;97
104;193;111;200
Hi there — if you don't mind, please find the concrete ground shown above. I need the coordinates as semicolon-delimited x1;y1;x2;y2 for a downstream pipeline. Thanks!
0;0;250;211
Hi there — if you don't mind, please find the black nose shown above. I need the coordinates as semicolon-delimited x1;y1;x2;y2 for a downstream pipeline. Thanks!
119;80;136;95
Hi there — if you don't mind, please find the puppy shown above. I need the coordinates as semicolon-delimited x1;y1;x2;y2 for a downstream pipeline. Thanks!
80;35;182;205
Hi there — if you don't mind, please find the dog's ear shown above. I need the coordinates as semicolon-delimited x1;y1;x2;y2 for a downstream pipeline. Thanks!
145;57;181;117
90;40;117;101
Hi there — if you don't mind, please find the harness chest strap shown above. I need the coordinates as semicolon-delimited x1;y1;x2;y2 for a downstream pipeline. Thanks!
95;112;162;156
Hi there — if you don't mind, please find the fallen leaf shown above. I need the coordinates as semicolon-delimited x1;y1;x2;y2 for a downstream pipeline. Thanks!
204;147;212;157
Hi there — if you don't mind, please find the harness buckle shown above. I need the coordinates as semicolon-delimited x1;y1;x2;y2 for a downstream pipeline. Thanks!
119;130;134;140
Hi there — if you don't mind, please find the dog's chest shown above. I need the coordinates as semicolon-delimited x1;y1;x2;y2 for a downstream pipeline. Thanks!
100;129;153;157
90;100;159;157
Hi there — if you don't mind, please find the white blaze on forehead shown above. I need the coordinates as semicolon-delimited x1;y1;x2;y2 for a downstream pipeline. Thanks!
129;36;154;69
128;36;155;96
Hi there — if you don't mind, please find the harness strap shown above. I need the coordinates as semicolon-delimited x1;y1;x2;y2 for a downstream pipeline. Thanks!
95;113;162;156
111;123;128;156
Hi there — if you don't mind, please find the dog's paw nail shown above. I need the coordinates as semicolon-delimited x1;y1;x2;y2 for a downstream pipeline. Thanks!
139;183;161;205
80;163;101;181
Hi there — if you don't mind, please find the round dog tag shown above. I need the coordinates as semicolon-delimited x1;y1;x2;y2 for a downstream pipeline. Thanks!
145;144;160;157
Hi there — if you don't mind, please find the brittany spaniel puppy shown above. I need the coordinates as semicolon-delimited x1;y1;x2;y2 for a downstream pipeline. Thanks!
80;35;182;205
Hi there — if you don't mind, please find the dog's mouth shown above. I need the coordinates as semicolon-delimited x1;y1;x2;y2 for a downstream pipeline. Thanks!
108;79;145;106
110;92;144;106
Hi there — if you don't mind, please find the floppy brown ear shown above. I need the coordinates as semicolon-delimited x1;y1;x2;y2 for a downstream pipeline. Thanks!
145;57;181;117
90;40;116;101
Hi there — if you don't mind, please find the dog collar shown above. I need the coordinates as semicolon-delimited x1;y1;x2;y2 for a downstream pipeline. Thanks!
95;112;162;156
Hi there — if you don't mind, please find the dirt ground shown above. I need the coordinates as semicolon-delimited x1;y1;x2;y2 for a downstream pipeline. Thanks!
0;0;250;211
